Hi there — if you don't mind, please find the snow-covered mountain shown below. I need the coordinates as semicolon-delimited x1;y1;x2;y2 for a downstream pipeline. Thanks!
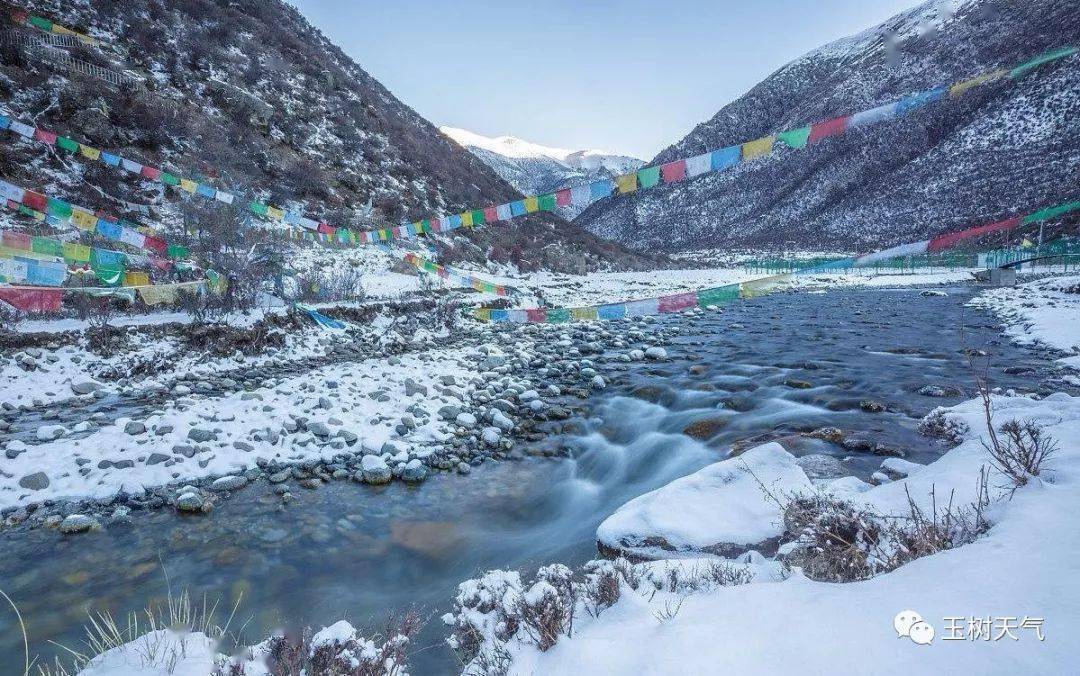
441;127;644;219
575;0;1080;253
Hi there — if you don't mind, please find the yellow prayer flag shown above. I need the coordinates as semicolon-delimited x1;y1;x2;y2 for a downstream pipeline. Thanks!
461;211;474;227
124;271;150;287
742;135;775;160
138;284;179;305
949;69;1006;98
474;308;492;322
266;206;285;220
524;196;539;213
571;307;599;321
79;144;101;160
180;178;198;193
615;173;638;194
71;209;98;230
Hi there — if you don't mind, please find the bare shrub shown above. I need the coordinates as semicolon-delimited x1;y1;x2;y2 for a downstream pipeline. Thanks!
985;418;1058;493
781;494;889;582
652;598;684;624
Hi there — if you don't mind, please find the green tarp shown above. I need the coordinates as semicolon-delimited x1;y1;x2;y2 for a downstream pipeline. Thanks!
56;136;79;153
537;194;557;211
1009;47;1078;79
47;198;73;219
777;126;811;149
696;285;740;307
31;236;63;256
1022;202;1080;224
28;16;53;31
637;166;661;189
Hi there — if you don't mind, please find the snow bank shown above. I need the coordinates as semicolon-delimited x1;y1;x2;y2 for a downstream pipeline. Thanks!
596;443;812;560
77;630;221;676
970;274;1080;369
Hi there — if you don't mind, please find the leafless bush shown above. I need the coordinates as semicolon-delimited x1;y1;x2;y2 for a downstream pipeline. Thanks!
782;494;889;582
516;564;576;652
985;418;1058;493
652;598;684;624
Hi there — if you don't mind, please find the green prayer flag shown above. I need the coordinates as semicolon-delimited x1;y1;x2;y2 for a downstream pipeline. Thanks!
167;244;189;259
56;136;80;153
545;308;571;323
420;219;431;233
32;236;63;256
249;201;269;216
47;198;73;219
637;166;661;189
777;126;811;149
696;285;741;307
161;172;180;186
471;209;486;225
29;16;54;31
538;194;557;211
18;204;37;217
1009;47;1078;79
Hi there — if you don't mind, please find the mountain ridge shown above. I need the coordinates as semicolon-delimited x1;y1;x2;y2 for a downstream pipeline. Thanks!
574;0;1080;253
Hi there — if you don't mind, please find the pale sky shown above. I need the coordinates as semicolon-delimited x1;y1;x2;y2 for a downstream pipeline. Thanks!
289;0;921;159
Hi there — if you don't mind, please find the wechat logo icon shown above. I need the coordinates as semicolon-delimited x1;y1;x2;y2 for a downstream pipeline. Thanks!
895;610;935;645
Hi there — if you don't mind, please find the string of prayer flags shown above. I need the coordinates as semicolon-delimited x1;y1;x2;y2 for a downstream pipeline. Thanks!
0;46;1074;249
402;253;511;295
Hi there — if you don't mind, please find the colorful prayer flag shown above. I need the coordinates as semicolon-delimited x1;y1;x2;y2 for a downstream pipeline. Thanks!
524;196;539;213
808;116;849;143
79;144;101;160
777;126;811;149
685;153;711;177
615;173;638;194
140;166;162;181
556;188;572;206
741;135;775;160
710;146;741;171
637;166;661;189
33;128;57;145
538;194;557;211
179;178;198;193
661;160;687;183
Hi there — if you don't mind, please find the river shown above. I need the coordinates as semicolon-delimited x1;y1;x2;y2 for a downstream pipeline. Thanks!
0;286;1062;673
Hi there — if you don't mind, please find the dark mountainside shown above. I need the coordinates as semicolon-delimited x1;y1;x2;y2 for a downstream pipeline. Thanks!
0;0;653;272
575;0;1080;254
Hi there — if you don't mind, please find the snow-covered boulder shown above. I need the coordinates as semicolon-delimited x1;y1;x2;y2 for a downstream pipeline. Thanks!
597;443;812;560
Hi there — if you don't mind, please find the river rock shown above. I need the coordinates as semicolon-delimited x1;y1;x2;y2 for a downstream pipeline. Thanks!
455;412;477;428
176;492;205;513
124;421;147;435
188;427;216;442
211;475;248;492
644;347;667;360
71;380;102;395
360;455;391;484
401;459;427;482
59;514;98;534
36;424;68;441
18;472;50;491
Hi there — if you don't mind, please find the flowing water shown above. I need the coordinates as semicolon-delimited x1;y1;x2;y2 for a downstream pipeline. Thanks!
0;286;1064;673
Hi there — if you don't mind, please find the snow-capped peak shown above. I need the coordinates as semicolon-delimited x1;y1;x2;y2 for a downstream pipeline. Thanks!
440;126;642;175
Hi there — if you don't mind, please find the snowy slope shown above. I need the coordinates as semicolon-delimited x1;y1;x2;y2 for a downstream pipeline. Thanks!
575;0;1080;252
441;127;643;219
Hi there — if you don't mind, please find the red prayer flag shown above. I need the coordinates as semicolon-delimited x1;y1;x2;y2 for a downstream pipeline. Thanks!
317;222;334;235
484;205;499;222
0;288;63;313
144;235;167;254
22;190;47;212
2;230;32;250
658;292;697;313
140;166;162;181
33;128;58;145
526;308;547;323
809;116;850;143
661;160;687;183
927;217;1021;252
556;189;572;207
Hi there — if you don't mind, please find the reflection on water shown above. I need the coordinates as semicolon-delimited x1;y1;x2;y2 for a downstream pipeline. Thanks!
0;287;1059;673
